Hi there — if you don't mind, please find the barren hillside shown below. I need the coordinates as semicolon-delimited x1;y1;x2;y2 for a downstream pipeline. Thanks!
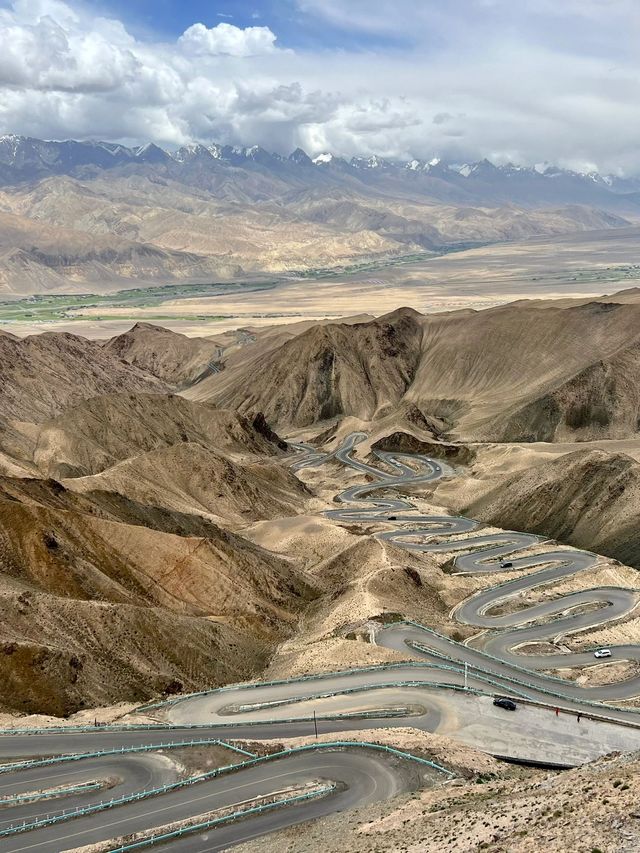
466;448;640;568
0;209;224;295
236;748;640;853
104;322;222;387
0;136;636;293
65;442;312;525
0;476;316;715
186;307;425;425
32;392;285;478
189;297;640;441
0;330;166;423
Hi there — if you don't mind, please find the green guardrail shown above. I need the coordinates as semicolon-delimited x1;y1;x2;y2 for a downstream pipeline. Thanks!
109;784;338;852
0;741;453;839
394;619;640;722
135;643;640;724
0;738;256;775
0;781;101;806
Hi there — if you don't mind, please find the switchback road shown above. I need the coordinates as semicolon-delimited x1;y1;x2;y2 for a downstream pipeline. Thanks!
2;433;640;851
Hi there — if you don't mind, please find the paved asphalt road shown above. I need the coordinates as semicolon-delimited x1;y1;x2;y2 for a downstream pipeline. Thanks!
2;432;640;851
0;750;428;853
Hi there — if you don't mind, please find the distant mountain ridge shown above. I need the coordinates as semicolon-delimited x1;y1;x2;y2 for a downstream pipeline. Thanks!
1;134;639;196
0;133;638;295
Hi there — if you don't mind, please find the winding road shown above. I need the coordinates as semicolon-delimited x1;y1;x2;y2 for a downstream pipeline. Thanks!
2;432;640;851
317;432;640;697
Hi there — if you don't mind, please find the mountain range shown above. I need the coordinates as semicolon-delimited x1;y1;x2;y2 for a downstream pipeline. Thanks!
2;134;640;197
0;135;638;295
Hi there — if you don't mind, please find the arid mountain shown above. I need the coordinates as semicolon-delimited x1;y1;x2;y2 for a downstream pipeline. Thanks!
0;329;166;423
0;476;316;714
191;294;640;442
493;338;640;441
104;322;222;387
0;135;637;293
65;442;311;525
0;210;226;295
31;393;286;478
0;324;321;714
187;307;425;425
466;448;640;569
6;294;640;715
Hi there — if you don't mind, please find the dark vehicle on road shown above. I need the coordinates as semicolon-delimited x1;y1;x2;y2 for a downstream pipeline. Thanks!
493;697;517;711
499;560;513;568
388;516;397;520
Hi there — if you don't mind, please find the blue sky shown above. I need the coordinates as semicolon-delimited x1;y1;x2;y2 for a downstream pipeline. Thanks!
99;1;290;40
95;0;406;51
0;1;638;173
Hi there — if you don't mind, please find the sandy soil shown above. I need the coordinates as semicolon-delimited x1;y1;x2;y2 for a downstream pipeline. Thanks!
434;438;640;510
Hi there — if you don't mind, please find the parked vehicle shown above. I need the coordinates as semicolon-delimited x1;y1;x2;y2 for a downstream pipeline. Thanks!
493;697;517;711
499;560;513;568
594;648;612;659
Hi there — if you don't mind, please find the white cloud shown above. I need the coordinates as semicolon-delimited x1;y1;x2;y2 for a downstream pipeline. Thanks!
0;0;638;173
178;22;277;57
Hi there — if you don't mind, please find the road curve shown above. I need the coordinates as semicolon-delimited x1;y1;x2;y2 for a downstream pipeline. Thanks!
0;748;428;853
2;433;640;851
315;433;640;699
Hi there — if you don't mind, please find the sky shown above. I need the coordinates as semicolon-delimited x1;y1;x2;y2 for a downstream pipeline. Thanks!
0;0;639;173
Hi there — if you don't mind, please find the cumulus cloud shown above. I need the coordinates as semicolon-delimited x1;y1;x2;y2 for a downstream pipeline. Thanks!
178;22;277;57
0;0;638;173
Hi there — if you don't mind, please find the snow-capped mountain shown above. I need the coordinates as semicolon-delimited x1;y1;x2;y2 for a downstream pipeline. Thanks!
0;134;638;206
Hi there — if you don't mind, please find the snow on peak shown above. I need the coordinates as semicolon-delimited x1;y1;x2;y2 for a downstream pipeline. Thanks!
457;164;472;177
312;152;334;164
173;143;212;163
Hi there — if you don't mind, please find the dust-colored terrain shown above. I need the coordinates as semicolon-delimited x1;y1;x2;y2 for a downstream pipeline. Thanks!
187;288;640;445
1;138;636;298
3;297;640;720
3;293;640;853
465;448;640;569
7;227;640;340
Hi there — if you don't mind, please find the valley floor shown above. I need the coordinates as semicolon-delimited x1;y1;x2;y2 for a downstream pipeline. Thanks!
5;227;640;338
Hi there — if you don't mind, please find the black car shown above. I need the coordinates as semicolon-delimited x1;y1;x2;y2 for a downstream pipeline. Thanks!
493;697;517;711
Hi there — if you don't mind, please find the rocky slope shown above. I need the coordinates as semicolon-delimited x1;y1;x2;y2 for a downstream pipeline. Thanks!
190;295;640;442
0;474;316;715
104;322;222;387
0;210;224;295
0;321;321;715
187;307;425;426
64;442;312;525
235;748;640;853
466;448;640;568
31;392;284;478
494;338;640;442
0;330;166;423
